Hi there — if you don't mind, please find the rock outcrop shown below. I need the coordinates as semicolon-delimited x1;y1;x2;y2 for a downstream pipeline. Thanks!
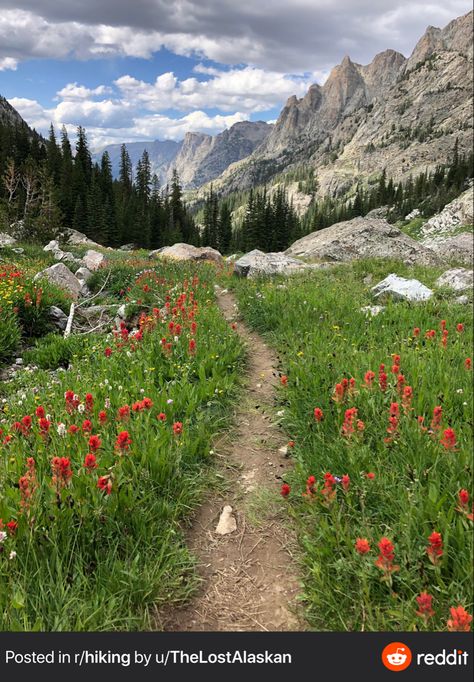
424;233;473;265
149;243;223;263
420;186;474;241
285;217;439;265
82;249;106;271
234;250;309;277
435;268;473;291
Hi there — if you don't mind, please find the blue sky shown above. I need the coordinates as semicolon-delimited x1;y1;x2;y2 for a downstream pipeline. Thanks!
0;1;471;151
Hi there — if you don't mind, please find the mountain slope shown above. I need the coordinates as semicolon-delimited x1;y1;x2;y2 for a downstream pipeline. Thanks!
92;139;181;185
207;10;473;199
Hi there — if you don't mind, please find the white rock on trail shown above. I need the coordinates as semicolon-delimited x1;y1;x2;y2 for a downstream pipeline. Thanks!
371;274;433;302
215;505;237;535
435;268;473;291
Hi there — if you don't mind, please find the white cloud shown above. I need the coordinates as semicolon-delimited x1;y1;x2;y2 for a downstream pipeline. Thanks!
114;67;312;113
0;56;17;70
56;83;113;100
9;95;249;149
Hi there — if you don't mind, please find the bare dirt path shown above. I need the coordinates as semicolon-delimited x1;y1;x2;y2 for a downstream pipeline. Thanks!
157;287;303;631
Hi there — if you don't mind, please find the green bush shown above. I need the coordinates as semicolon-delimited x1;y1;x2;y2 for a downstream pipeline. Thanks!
23;333;90;370
0;307;21;366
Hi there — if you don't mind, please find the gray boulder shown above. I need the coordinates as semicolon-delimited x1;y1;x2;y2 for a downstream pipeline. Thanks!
285;217;439;265
44;239;60;252
371;274;433;302
420;187;474;240
82;249;106;271
149;243;223;263
119;243;137;251
234;249;308;278
75;266;93;283
49;306;68;331
423;233;473;266
33;263;82;300
435;268;473;291
0;232;16;247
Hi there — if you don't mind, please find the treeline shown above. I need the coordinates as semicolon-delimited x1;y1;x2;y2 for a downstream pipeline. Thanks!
0;120;199;247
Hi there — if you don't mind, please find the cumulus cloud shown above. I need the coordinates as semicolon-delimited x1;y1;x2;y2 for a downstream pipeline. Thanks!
0;1;471;72
114;67;312;113
9;95;249;149
0;56;17;70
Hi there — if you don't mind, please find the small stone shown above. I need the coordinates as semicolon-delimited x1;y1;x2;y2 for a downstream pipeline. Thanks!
371;274;433;302
278;446;288;457
455;295;469;305
15;358;23;365
215;505;237;535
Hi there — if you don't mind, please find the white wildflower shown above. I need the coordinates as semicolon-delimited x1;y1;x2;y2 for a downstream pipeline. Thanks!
105;397;111;409
57;423;66;437
77;404;85;414
9;551;16;560
0;531;7;543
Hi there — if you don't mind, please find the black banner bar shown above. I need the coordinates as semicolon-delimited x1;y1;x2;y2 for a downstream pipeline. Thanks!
0;632;473;681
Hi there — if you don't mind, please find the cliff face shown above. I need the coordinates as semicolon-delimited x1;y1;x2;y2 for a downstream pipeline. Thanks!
168;121;271;188
207;10;473;199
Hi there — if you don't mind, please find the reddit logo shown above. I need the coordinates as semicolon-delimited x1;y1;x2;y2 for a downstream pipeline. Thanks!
382;642;413;672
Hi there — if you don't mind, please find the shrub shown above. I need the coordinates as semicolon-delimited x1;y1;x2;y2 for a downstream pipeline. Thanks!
23;333;90;370
0;307;21;365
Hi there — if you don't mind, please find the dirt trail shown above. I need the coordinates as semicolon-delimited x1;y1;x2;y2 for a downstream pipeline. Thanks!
158;287;302;631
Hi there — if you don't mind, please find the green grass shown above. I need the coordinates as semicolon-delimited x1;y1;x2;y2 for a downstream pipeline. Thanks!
0;258;244;630
233;259;473;632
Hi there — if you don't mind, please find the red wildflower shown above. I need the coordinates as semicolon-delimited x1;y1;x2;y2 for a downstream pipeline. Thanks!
118;405;130;421
191;321;197;334
99;410;107;424
378;364;387;392
375;537;399;577
6;520;18;535
35;405;45;419
132;400;143;412
392;354;401;365
342;407;358;437
426;531;443;564
189;338;196;353
440;428;457;450
51;456;72;486
68;424;79;434
281;375;288;386
341;474;350;491
21;415;32;434
425;329;436;339
84;453;98;471
355;538;370;555
440;319;447;331
88;434;101;452
313;407;324;422
366;472;375;480
173;421;183;435
104;347;112;357
465;357;471;370
97;475;112;495
82;419;92;433
85;393;94;412
430;406;442;431
416;592;435;620
447;606;472;632
115;430;131;451
459;489;469;507
456;323;464;333
364;370;375;388
391;364;400;375
142;397;153;409
39;417;51;435
333;382;345;402
303;475;316;498
396;374;405;394
321;472;336;502
402;386;413;412
442;329;448;348
413;327;420;337
280;483;291;498
157;412;167;422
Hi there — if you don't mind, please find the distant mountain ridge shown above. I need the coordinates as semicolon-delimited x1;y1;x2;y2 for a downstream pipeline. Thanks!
93;120;271;188
205;10;473;199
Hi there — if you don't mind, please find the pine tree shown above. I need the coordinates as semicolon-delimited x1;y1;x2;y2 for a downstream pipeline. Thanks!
217;201;232;254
